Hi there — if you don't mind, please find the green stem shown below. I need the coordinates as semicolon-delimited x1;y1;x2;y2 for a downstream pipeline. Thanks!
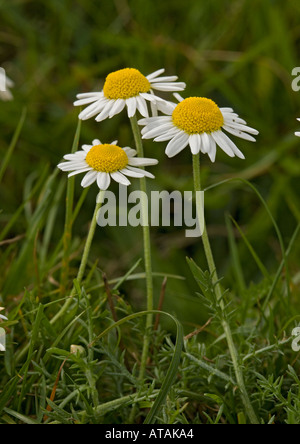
192;152;259;425
51;191;105;325
129;115;154;422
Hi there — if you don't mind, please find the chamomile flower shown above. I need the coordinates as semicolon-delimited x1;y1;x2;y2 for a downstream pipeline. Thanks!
0;71;14;101
295;118;300;137
74;68;186;121
139;94;259;161
58;139;158;190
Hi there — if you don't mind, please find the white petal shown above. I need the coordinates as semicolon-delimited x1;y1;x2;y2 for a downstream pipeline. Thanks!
63;152;86;161
119;167;145;178
218;131;245;159
81;170;98;187
78;101;106;120
154;127;182;142
211;131;235;157
126;97;137;118
146;69;165;80
135;95;149;117
224;121;259;135
150;76;178;83
219;107;234;113
110;171;131;186
58;161;87;171
206;135;217;162
97;172;111;190
76;92;103;100
67;167;93;177
142;122;175;139
173;92;184;102
165;132;189;158
92;139;101;146
123;147;137;157
189;134;201;155
295;132;300;137
200;133;211;154
223;113;247;126
125;166;155;179
151;83;186;91
138;116;171;125
128;157;158;166
95;100;115;122
108;98;126;118
74;96;100;106
223;125;257;142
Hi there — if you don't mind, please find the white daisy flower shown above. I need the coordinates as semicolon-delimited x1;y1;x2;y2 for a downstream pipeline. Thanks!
0;70;14;101
139;94;259;162
57;139;158;190
74;68;186;121
295;118;300;137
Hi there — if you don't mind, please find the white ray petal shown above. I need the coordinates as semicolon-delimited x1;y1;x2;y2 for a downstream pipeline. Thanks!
126;165;155;178
223;125;257;142
165;132;189;158
67;167;92;177
126;97;137;118
81;170;98;187
110;171;131;186
189;134;201;155
128;157;158;166
146;69;165;80
211;131;235;157
97;172;111;190
108;98;126;118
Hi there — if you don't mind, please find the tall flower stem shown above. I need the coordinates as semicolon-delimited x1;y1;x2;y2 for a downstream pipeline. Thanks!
130;115;154;383
51;191;105;325
192;152;259;425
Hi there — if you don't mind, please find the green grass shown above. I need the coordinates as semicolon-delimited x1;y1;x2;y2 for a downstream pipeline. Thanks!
0;0;300;424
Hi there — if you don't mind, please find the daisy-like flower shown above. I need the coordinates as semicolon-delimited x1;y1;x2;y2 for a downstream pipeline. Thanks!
57;139;158;190
295;119;300;137
139;94;259;161
74;68;186;121
0;70;14;101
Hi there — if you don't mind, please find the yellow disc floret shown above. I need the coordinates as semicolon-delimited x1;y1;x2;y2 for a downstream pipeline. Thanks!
86;144;128;173
172;97;224;134
103;68;151;100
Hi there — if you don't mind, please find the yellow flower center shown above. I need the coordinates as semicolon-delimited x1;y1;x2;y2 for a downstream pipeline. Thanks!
103;68;151;100
172;97;224;134
85;144;128;173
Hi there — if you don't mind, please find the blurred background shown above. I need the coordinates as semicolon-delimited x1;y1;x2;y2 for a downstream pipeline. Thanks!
0;0;300;333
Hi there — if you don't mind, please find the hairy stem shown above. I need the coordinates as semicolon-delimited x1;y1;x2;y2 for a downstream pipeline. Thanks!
192;152;259;425
129;115;154;422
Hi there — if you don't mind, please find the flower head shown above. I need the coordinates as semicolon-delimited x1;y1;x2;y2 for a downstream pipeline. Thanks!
74;68;186;121
58;139;158;190
139;94;259;161
0;71;14;101
295;118;300;137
